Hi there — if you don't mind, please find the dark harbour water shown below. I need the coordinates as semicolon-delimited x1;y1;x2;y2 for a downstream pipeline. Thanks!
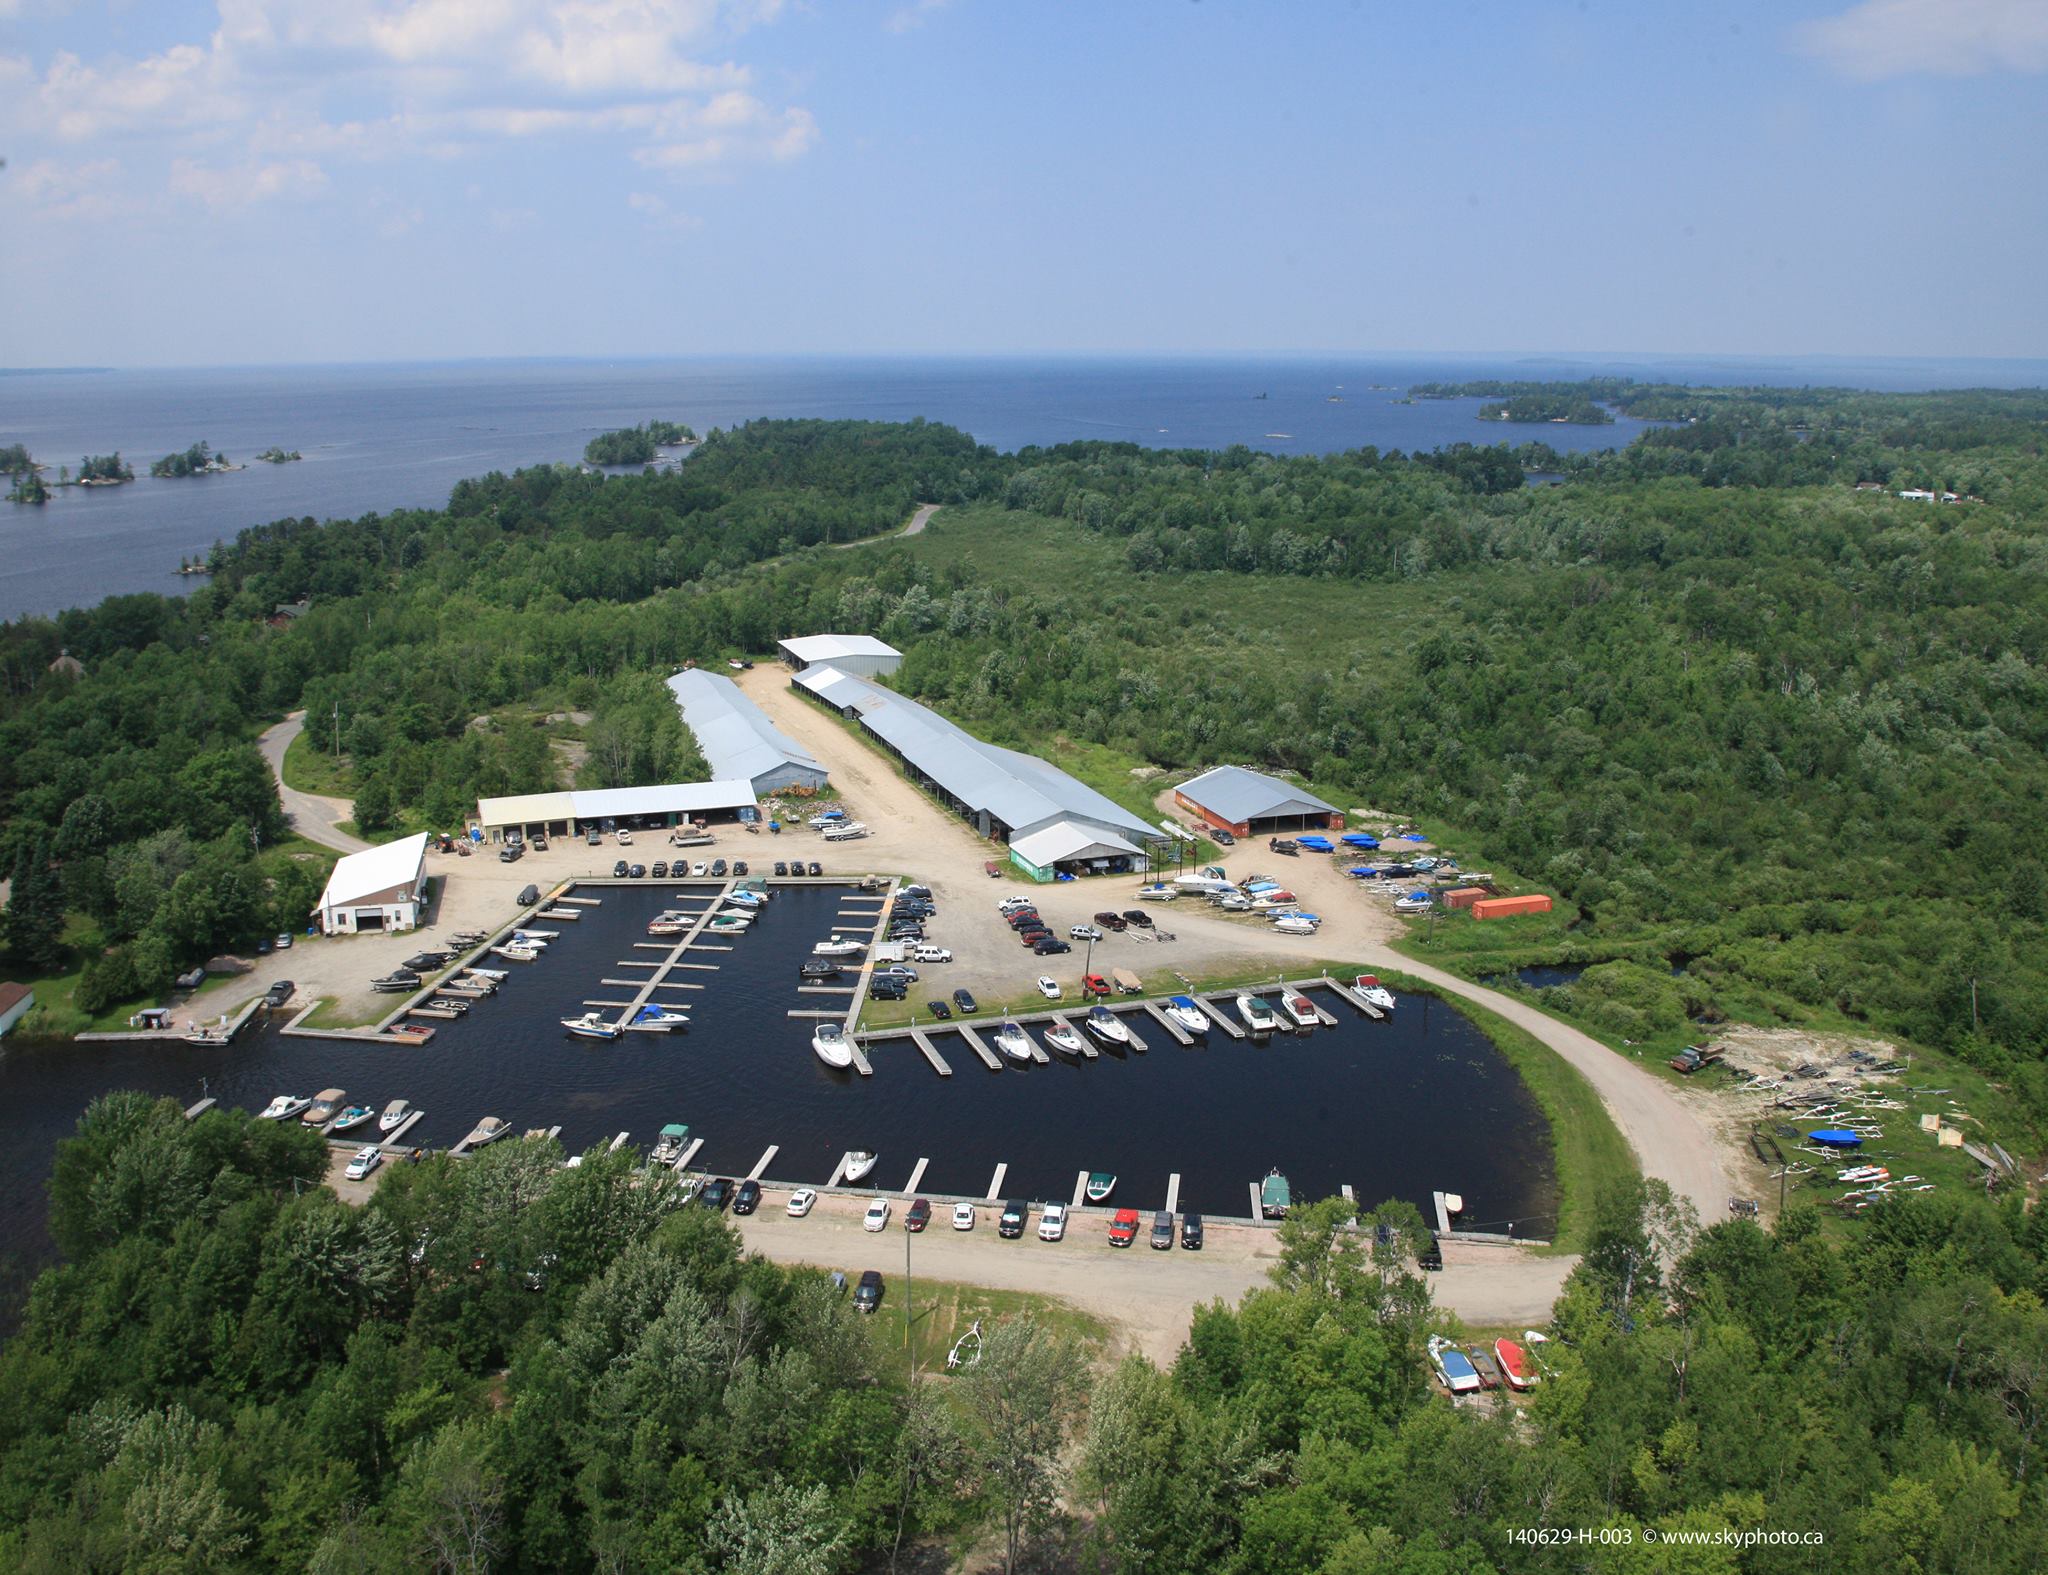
0;883;1557;1270
7;350;2037;621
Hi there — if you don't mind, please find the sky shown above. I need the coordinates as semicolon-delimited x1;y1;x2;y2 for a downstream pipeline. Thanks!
2;0;2045;367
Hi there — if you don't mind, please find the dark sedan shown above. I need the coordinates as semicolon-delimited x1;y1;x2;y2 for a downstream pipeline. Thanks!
925;999;953;1020
700;1178;733;1211
905;1197;932;1232
733;1179;761;1215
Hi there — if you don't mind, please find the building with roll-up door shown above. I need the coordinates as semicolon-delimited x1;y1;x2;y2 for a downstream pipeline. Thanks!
314;833;429;934
1172;765;1344;838
666;669;829;796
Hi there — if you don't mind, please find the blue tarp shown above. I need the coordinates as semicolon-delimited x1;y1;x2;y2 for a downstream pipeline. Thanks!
1297;836;1334;850
1347;866;1375;877
1401;833;1428;842
1809;1129;1862;1148
1342;832;1379;846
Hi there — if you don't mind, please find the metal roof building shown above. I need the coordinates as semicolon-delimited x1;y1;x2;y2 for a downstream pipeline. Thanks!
667;669;829;796
1173;766;1344;837
794;665;1159;880
314;832;430;934
776;633;902;678
475;781;759;838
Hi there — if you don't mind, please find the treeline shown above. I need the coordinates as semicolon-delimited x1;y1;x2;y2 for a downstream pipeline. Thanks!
1479;394;1614;424
150;440;229;478
582;420;696;466
4;1098;2045;1571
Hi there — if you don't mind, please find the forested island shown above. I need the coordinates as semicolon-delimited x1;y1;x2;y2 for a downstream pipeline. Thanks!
150;440;236;478
583;418;698;466
2;444;46;503
4;390;2048;1567
1477;394;1614;423
71;452;134;485
255;446;302;464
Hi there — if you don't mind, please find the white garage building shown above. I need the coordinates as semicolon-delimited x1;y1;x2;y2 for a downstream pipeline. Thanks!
314;832;430;934
776;634;903;679
666;669;830;796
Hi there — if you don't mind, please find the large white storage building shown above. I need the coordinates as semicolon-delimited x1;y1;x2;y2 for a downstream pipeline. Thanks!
666;670;830;796
793;666;1160;880
776;634;903;679
314;832;430;934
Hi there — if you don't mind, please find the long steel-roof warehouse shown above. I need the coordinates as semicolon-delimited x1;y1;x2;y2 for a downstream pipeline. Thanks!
1174;765;1344;837
794;665;1161;880
667;669;829;796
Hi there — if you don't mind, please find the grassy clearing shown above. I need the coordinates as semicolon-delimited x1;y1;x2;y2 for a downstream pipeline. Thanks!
281;726;355;796
863;1273;1111;1380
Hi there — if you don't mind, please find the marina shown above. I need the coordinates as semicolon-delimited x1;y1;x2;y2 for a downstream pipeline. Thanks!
0;881;1555;1250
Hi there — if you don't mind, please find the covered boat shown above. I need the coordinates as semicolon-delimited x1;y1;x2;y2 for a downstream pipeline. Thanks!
331;1103;377;1133
1352;975;1397;1012
1236;993;1281;1033
1166;994;1210;1034
379;1098;411;1132
1281;990;1319;1027
1260;1167;1291;1218
1808;1129;1862;1149
465;1116;509;1147
1083;1005;1131;1045
1428;1335;1482;1394
1085;1172;1117;1203
650;1123;691;1165
994;1022;1035;1063
303;1089;346;1126
624;1003;690;1031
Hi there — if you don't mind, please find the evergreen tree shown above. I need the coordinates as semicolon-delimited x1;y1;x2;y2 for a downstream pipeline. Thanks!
2;835;66;971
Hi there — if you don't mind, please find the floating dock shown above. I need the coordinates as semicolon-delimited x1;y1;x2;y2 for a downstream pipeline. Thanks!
1166;1172;1182;1214
1143;1000;1194;1045
903;1157;930;1194
380;1110;425;1149
1047;1013;1097;1059
985;1162;1008;1201
956;1023;1004;1071
909;1027;953;1077
183;1096;217;1120
1195;996;1248;1039
747;1145;779;1181
1319;977;1385;1020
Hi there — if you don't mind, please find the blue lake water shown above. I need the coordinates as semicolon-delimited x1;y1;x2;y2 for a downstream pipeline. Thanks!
0;882;1558;1269
6;350;2040;621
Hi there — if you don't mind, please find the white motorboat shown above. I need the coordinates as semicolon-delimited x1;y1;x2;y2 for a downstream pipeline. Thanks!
994;1022;1034;1063
1166;995;1210;1034
647;914;690;935
725;889;768;907
844;1150;878;1182
490;944;540;961
812;1022;855;1068
1083;1005;1130;1045
379;1098;411;1132
561;1012;622;1041
1272;914;1318;936
512;928;558;942
1281;990;1320;1028
259;1093;311;1121
1044;1021;1086;1056
331;1103;377;1133
464;966;509;981
1236;993;1281;1033
1352;975;1397;1013
623;1004;690;1032
465;1116;510;1148
651;1123;691;1165
812;935;865;957
1136;883;1178;902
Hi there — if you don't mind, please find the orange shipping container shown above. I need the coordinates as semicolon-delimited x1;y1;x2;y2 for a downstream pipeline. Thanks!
1443;887;1487;911
1471;894;1553;920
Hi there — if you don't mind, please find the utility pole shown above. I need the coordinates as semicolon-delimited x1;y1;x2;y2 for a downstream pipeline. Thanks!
332;698;340;763
904;1215;914;1371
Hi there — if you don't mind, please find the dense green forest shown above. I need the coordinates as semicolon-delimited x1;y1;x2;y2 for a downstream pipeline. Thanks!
74;453;134;484
1479;395;1614;424
584;421;699;466
255;448;302;465
6;393;2048;1122
2;1094;2043;1571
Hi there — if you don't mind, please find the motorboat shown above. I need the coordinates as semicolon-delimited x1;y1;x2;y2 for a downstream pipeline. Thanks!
1249;895;1297;913
705;913;752;933
624;1004;690;1032
303;1089;347;1126
813;1022;855;1069
1392;890;1434;914
1272;915;1319;936
1044;1020;1086;1057
844;1150;878;1182
1428;1335;1483;1395
259;1093;311;1121
1136;883;1178;902
1166;994;1210;1034
511;928;558;943
724;889;768;908
386;1023;435;1044
464;966;509;981
371;971;422;992
1260;1168;1292;1218
994;1022;1035;1063
489;944;540;961
1083;1005;1131;1045
1085;1172;1117;1203
1281;990;1320;1028
1837;1165;1891;1184
561;1012;621;1041
1352;975;1397;1013
646;915;689;936
1236;993;1281;1033
651;1123;691;1165
379;1098;411;1132
812;935;865;957
464;1116;509;1148
331;1103;377;1133
1494;1338;1539;1390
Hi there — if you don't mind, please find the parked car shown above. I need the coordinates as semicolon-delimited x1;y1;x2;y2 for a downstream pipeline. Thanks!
1150;1211;1175;1250
531;835;548;852
1109;1208;1141;1247
650;860;668;878
774;861;788;876
275;932;293;949
345;1146;382;1181
999;1200;1029;1238
1213;828;1236;845
733;1179;761;1215
700;1178;733;1211
612;860;629;877
1069;923;1102;940
616;829;633;845
869;979;908;1001
951;1202;977;1231
732;860;748;876
1033;938;1072;955
863;1198;892;1232
1418;1234;1444;1272
498;845;524;862
925;999;953;1020
1081;974;1111;998
854;1268;883;1313
912;944;952;963
1038;1202;1068;1241
1018;928;1051;946
786;1187;817;1217
905;1197;932;1232
628;863;646;879
998;896;1035;912
1093;911;1129;931
807;860;822;876
1122;909;1154;928
875;964;919;983
264;979;295;1007
952;988;979;1014
1180;1211;1204;1250
1036;976;1062;1000
691;862;707;877
711;858;727;877
586;827;603;845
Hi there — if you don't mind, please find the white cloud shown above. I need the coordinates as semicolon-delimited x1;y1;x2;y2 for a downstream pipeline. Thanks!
169;156;329;210
1800;0;2048;79
628;188;702;230
13;156;129;221
885;0;949;35
634;93;817;167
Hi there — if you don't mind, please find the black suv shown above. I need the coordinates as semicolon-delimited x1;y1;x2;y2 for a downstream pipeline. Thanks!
774;861;788;876
612;860;629;877
952;988;978;1014
498;844;523;862
699;1177;732;1211
870;978;908;1002
1180;1212;1204;1250
999;1200;1029;1238
733;1179;761;1215
925;999;952;1020
1033;937;1071;955
650;860;668;878
853;1269;883;1314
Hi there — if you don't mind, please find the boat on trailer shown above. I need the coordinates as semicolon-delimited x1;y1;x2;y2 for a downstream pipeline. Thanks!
1429;1336;1482;1394
1494;1337;1539;1390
